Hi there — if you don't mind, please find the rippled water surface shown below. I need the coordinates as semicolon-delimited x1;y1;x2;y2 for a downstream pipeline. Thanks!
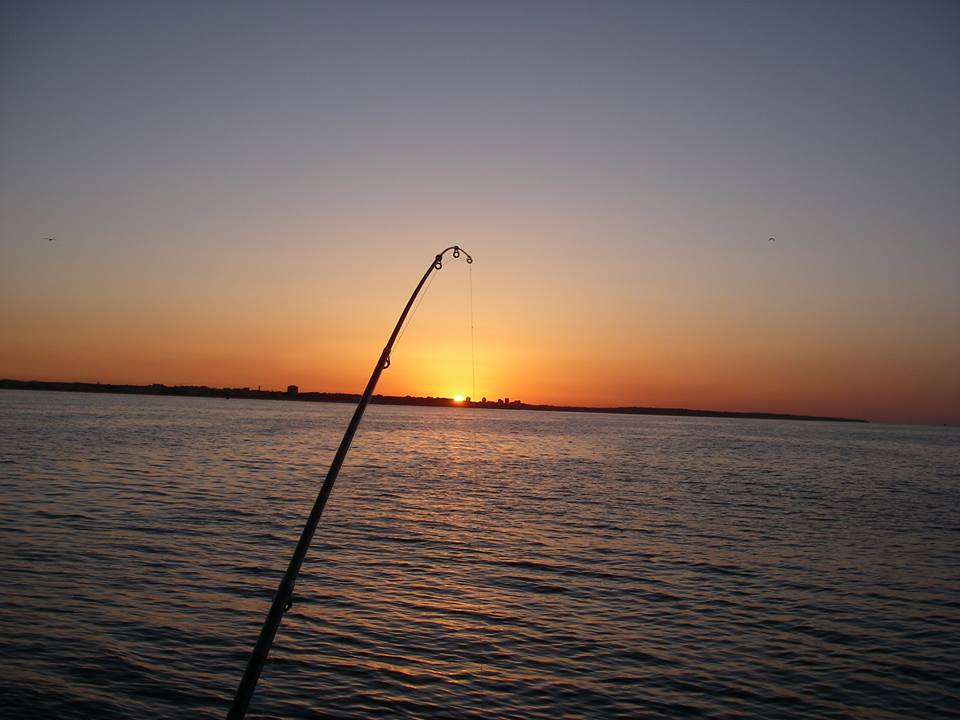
1;389;958;718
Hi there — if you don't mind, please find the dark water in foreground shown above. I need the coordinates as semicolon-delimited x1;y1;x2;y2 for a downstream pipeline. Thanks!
0;389;957;719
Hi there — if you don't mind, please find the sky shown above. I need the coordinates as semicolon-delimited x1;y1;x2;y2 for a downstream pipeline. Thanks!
1;0;958;424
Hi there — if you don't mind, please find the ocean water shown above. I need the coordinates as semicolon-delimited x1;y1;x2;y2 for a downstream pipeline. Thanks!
0;389;957;719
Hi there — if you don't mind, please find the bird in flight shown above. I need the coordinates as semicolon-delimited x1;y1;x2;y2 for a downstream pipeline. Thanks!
44;237;56;242
768;237;776;242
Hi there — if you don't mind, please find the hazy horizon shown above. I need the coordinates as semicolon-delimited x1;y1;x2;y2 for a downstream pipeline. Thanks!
0;377;930;426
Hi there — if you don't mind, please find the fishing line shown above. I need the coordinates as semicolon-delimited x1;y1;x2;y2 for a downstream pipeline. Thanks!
469;261;476;402
466;259;486;684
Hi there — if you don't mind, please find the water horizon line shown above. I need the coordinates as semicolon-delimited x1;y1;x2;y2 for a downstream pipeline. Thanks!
0;377;872;425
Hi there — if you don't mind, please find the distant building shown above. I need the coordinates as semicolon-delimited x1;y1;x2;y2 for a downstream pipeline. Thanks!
287;385;299;395
504;397;509;405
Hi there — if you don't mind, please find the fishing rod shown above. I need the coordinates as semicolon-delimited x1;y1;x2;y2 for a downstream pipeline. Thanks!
227;245;474;720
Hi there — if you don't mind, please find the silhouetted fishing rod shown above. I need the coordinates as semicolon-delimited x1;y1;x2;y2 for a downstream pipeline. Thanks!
228;245;473;720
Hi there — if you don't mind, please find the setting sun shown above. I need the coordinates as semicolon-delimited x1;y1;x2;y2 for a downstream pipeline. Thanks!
452;395;465;403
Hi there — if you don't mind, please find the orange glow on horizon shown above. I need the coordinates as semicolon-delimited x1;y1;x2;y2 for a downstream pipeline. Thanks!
1;231;957;426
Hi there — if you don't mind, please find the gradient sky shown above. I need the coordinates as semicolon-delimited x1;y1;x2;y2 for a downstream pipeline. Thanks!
1;1;958;424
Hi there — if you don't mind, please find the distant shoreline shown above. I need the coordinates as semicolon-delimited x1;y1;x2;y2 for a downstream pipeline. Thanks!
0;379;867;423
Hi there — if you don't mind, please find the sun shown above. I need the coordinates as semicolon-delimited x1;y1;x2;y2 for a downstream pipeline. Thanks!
452;395;465;403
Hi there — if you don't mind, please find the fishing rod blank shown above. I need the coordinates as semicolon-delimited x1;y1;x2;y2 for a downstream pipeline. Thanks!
227;245;474;720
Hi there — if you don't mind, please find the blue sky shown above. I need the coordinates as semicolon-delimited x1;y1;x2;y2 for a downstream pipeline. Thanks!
2;1;958;422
